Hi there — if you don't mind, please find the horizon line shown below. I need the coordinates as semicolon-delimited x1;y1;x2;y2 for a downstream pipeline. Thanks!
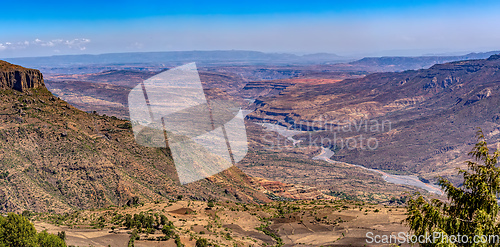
3;49;500;61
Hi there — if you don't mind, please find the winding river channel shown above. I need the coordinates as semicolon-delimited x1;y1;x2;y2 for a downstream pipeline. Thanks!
259;122;443;195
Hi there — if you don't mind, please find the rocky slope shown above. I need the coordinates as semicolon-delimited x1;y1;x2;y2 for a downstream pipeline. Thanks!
0;61;271;213
0;60;45;92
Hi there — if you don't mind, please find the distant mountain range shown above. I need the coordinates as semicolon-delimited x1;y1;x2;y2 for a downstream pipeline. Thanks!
3;50;347;70
4;50;500;75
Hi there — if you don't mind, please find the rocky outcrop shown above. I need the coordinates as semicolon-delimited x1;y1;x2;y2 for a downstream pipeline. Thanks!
241;80;295;98
0;60;45;92
487;54;500;60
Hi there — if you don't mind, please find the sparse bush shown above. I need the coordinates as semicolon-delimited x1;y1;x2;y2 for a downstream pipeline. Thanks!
128;229;138;247
196;238;209;247
57;231;66;241
175;235;184;247
0;171;9;179
117;122;132;129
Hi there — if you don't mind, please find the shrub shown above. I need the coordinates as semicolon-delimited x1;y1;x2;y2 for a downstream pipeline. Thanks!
196;238;209;247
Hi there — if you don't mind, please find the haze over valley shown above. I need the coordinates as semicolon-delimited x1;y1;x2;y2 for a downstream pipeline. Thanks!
2;1;500;246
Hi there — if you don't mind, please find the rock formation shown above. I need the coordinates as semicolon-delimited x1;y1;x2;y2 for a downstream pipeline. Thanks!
0;60;45;92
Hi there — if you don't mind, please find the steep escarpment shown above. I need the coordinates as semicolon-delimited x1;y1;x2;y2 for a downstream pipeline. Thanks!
0;60;45;92
0;62;270;213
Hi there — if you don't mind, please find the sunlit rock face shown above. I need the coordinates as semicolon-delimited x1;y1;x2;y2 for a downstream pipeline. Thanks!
0;60;45;92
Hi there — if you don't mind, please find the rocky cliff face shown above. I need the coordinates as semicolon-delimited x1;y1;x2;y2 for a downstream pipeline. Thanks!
0;60;45;92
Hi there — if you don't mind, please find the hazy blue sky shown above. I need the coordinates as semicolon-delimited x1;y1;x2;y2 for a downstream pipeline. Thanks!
1;0;500;58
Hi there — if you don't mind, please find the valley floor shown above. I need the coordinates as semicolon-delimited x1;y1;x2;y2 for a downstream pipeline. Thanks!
33;199;410;247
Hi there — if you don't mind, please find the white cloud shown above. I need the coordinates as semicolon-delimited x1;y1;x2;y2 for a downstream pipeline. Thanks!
0;41;27;50
62;38;91;50
0;38;91;52
40;41;54;47
128;42;144;50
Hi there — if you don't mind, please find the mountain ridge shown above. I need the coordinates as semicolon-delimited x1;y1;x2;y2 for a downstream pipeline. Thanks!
0;61;272;213
348;50;500;72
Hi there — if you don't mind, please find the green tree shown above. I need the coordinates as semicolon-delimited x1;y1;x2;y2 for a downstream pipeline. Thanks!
0;213;67;247
159;215;168;226
162;221;175;239
37;231;66;247
406;129;500;246
0;213;38;246
124;214;133;229
144;215;154;229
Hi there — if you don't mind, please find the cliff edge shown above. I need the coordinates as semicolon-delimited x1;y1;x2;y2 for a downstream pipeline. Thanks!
0;60;45;92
